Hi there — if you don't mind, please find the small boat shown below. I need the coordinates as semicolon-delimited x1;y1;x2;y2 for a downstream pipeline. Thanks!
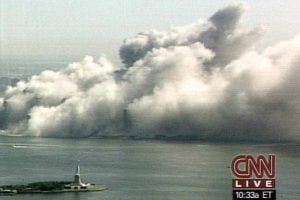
12;144;28;148
0;189;17;195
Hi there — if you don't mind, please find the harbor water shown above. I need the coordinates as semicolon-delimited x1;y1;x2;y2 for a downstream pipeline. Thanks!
0;136;299;200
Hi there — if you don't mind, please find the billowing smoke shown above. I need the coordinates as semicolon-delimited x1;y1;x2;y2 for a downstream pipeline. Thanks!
1;4;300;141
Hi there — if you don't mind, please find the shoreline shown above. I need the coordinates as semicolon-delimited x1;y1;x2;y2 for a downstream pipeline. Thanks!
18;187;108;194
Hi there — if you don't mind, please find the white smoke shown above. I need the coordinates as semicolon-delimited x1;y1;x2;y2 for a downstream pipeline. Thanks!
1;4;300;141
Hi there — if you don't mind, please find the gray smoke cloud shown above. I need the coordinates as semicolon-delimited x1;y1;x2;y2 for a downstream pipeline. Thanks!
119;4;263;68
1;4;300;142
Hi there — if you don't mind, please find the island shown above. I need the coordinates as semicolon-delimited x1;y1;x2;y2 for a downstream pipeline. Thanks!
0;161;107;195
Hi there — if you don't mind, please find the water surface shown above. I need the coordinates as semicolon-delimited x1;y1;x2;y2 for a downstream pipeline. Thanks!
0;136;299;200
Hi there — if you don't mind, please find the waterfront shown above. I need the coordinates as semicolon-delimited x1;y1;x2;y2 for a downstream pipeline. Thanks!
0;136;299;200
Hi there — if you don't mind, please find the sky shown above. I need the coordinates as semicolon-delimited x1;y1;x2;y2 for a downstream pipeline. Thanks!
1;0;300;64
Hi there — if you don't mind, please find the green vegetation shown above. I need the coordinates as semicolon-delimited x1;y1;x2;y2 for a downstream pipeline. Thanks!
0;181;71;192
28;181;71;191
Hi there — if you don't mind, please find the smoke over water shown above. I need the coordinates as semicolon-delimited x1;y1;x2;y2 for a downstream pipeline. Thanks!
1;4;300;141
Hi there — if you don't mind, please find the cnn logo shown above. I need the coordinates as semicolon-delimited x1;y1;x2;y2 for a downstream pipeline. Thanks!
231;155;276;178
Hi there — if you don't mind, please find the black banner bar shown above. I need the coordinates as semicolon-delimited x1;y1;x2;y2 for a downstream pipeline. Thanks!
233;189;276;200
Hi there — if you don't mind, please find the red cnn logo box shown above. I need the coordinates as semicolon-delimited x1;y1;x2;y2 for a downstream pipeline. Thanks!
231;155;276;189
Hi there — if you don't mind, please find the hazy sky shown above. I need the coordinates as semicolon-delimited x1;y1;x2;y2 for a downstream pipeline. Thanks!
1;0;300;63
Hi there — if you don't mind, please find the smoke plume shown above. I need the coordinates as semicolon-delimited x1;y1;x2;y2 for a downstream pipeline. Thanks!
1;4;300;142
